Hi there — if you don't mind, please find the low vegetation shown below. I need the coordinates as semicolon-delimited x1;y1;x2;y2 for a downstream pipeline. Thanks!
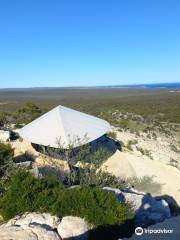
126;140;138;151
136;147;153;159
0;143;14;178
0;169;134;226
13;102;45;127
1;88;180;124
65;165;128;190
0;140;135;227
0;89;179;231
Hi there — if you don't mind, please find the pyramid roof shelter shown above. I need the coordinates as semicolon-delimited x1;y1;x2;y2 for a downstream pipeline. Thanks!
19;105;110;149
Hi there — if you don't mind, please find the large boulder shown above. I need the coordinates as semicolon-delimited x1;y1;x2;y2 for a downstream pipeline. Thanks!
57;216;89;240
0;130;10;142
0;213;61;240
103;187;171;227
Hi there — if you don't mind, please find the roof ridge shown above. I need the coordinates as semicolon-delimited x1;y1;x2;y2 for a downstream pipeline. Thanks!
56;105;68;148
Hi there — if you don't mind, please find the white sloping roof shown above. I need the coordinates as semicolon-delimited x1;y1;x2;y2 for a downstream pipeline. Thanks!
19;105;110;148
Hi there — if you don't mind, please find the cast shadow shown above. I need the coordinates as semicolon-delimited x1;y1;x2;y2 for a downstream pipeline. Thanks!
31;134;122;164
69;193;179;240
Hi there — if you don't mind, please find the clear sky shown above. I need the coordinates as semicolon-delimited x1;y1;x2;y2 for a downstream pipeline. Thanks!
0;0;180;88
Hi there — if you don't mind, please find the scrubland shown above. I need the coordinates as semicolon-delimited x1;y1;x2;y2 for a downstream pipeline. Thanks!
0;87;180;239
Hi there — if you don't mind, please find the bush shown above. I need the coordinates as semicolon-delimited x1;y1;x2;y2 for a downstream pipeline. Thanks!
0;112;8;127
126;140;137;151
136;147;153;159
0;170;134;226
0;143;14;178
119;119;129;129
14;102;44;125
0;112;14;127
65;166;128;190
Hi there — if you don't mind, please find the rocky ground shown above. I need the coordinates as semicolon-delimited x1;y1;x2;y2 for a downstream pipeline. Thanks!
0;213;88;240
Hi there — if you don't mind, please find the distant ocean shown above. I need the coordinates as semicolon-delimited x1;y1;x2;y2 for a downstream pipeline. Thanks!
101;82;180;89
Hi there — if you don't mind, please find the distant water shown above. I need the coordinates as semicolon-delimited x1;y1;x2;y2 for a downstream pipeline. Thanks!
102;82;180;89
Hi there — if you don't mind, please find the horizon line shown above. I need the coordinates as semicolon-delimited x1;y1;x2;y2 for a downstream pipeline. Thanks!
0;82;180;90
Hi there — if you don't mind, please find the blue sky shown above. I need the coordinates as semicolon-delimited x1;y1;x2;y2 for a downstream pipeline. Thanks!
0;0;180;88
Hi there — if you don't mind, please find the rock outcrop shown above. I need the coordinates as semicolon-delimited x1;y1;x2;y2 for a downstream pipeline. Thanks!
103;187;171;227
0;213;89;240
0;213;60;240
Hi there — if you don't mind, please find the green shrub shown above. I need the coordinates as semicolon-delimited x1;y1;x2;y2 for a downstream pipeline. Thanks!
119;119;129;129
0;112;14;127
0;170;134;226
0;143;14;177
65;166;128;190
14;102;44;125
0;112;8;126
90;148;111;167
52;187;133;226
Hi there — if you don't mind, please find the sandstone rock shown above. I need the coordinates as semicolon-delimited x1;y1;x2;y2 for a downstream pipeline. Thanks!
0;213;90;240
0;226;38;240
103;187;171;227
14;212;60;229
101;150;137;179
57;216;88;240
0;130;10;142
0;213;61;240
11;140;39;159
